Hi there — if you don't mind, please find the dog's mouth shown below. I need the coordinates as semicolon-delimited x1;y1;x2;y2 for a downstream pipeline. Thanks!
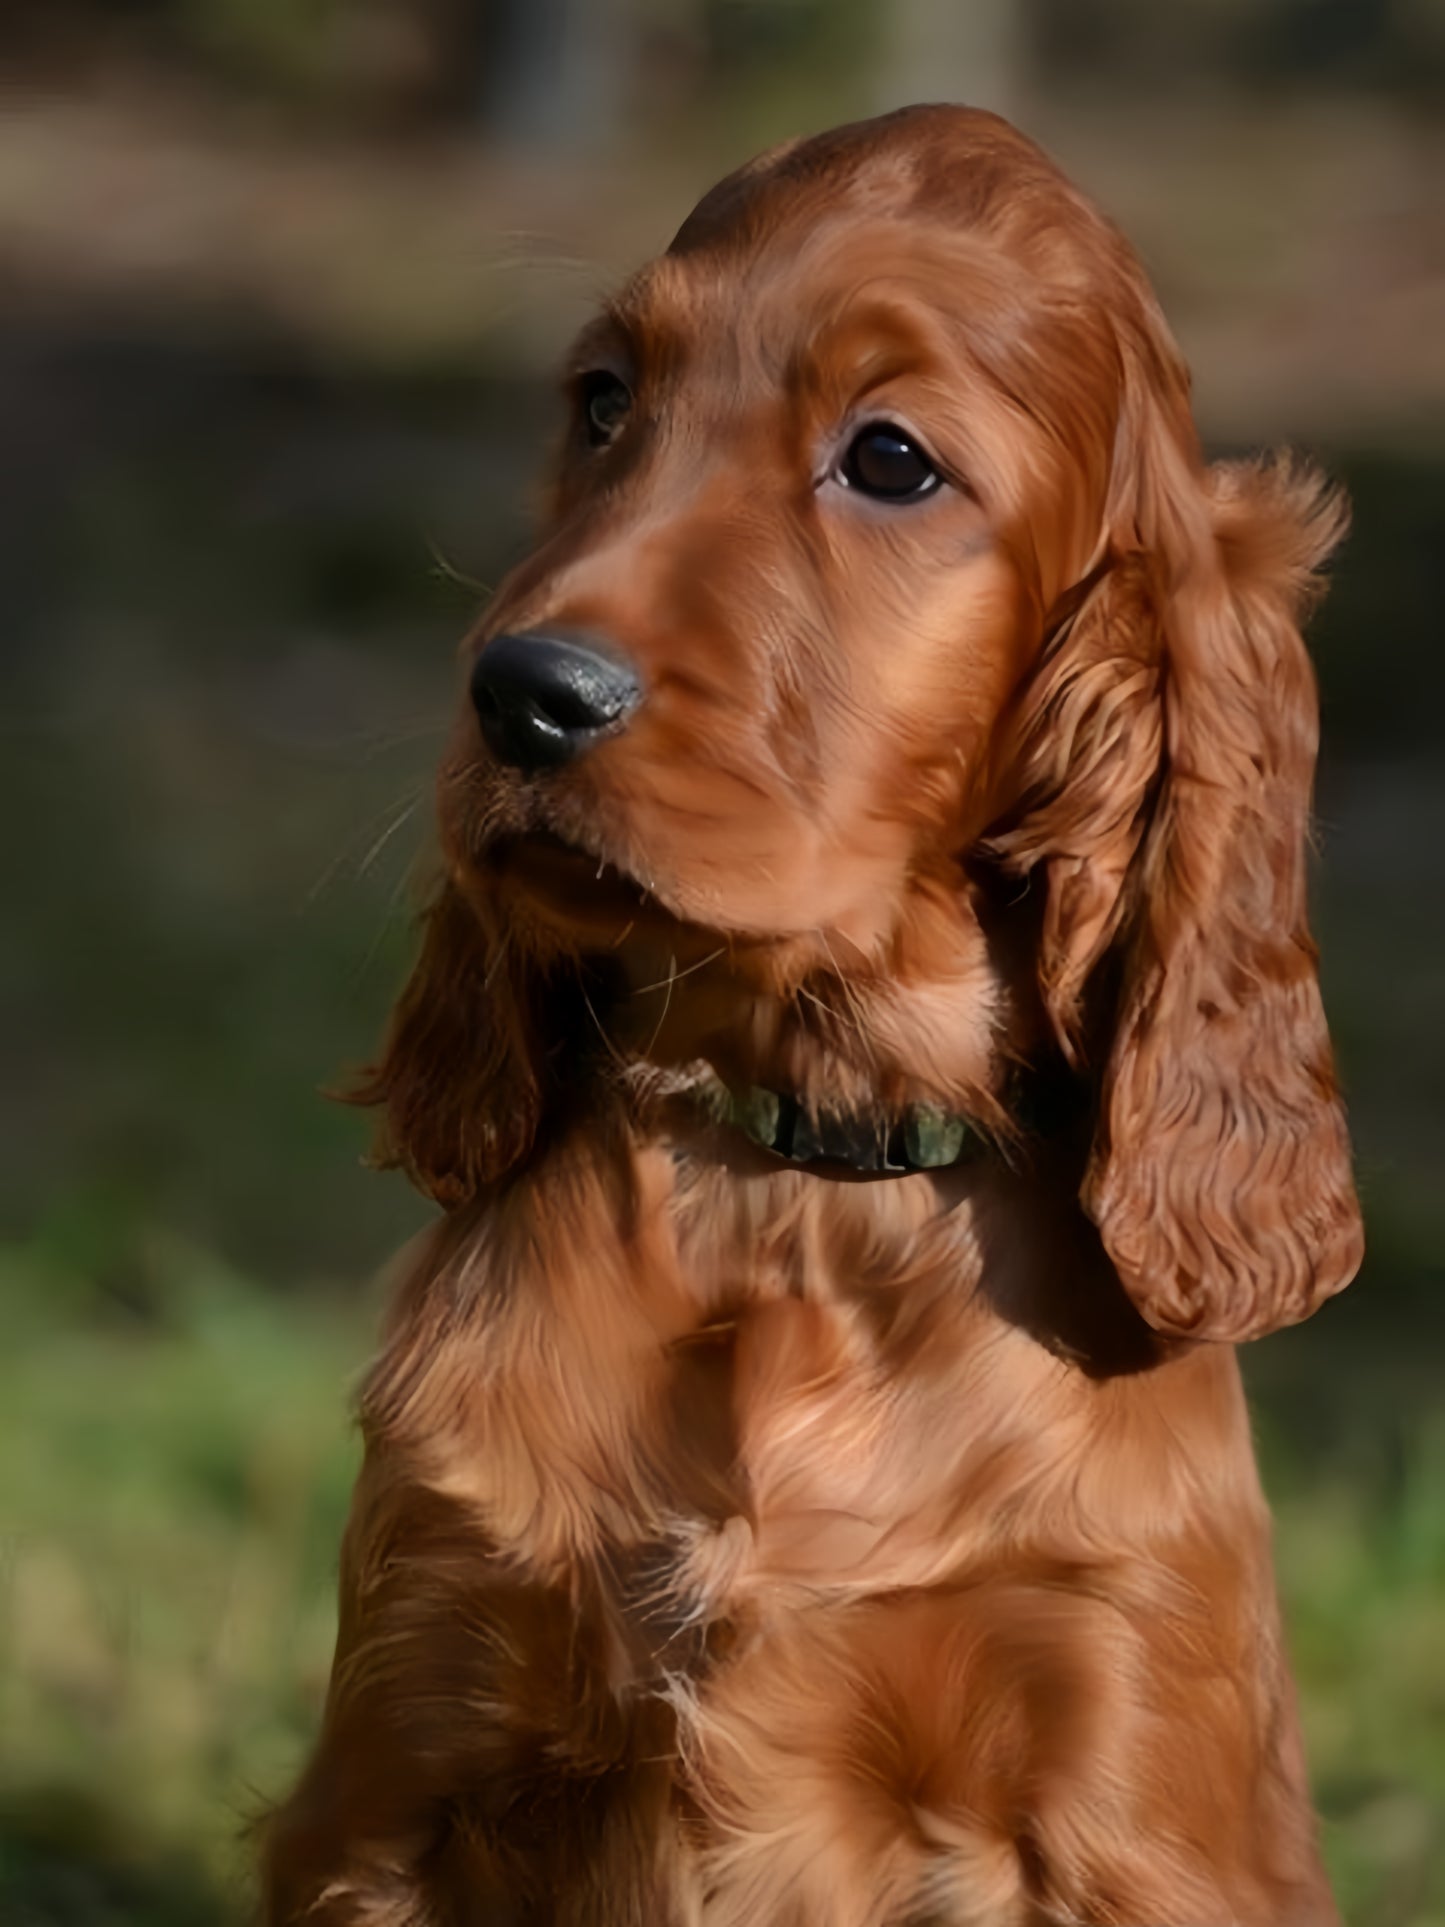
488;829;668;937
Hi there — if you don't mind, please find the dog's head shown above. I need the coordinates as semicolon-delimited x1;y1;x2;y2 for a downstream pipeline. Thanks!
363;106;1361;1341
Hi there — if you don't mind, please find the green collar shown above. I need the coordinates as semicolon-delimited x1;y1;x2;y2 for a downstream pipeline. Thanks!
714;1084;984;1175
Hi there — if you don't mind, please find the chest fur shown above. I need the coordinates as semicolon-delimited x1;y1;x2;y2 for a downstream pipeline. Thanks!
368;1152;1247;1645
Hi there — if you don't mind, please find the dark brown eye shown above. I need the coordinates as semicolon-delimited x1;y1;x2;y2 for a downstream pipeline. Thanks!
840;422;940;500
580;371;632;448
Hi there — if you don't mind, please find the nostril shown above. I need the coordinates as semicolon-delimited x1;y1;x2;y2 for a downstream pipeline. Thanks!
537;675;622;733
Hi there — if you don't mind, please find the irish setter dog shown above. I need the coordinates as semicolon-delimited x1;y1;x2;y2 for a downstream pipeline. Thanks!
263;106;1363;1925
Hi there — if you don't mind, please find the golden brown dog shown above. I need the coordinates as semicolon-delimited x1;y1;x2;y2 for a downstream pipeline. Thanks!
263;105;1363;1925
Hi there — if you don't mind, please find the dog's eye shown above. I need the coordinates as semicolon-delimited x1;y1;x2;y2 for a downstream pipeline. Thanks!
580;371;632;448
840;422;941;500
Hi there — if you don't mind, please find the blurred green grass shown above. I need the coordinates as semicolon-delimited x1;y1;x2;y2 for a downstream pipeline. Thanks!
1;1221;1441;1925
0;1226;368;1926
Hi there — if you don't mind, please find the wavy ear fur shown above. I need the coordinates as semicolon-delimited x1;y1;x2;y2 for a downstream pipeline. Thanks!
351;879;542;1208
998;358;1362;1340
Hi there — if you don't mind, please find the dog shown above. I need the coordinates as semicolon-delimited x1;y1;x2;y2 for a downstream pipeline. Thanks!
262;104;1363;1926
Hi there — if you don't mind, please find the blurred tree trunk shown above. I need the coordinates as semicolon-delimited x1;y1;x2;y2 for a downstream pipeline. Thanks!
481;0;637;153
872;0;1029;124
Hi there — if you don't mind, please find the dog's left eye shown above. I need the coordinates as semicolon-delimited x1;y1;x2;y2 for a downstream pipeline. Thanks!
580;371;632;448
839;422;941;501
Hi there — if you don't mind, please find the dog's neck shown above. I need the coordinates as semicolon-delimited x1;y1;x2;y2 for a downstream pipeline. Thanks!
574;870;1044;1177
520;1040;1157;1383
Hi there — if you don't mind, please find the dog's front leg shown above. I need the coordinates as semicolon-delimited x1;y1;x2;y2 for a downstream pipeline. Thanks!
260;1456;692;1925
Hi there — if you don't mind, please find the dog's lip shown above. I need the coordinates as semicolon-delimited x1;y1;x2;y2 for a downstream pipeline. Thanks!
488;829;660;926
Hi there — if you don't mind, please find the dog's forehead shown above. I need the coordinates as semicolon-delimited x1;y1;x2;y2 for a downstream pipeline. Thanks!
605;221;1039;409
666;104;1071;260
668;138;925;262
596;107;1112;383
619;217;984;353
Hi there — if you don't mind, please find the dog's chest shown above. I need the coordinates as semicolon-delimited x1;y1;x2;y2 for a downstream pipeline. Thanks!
393;1154;1135;1687
650;1251;1059;1624
451;1167;1057;1634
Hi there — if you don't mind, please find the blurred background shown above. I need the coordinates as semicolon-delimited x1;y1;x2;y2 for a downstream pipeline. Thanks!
0;3;1440;1922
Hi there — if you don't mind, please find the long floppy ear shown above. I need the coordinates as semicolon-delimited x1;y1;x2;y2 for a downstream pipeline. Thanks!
350;877;542;1208
997;413;1362;1339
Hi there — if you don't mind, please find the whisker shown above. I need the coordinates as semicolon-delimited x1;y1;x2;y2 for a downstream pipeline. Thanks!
644;953;679;1057
794;984;847;1027
816;928;879;1066
350;719;449;759
346;845;432;991
357;797;423;878
489;234;608;277
424;535;493;598
819;923;873;969
304;784;429;908
581;980;630;1074
483;930;514;993
628;945;727;996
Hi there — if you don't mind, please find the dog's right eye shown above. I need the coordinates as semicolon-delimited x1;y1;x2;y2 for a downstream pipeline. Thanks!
580;372;632;448
839;422;941;501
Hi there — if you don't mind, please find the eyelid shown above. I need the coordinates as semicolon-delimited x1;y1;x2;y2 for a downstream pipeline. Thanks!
577;367;631;395
572;364;634;403
565;306;633;375
846;408;934;459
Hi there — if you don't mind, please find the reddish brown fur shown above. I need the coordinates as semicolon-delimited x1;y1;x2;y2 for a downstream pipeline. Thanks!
262;106;1363;1924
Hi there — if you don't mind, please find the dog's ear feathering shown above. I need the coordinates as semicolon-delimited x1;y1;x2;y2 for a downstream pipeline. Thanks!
997;336;1363;1343
349;879;542;1206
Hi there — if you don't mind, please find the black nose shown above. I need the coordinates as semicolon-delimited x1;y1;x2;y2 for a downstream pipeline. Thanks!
469;631;643;772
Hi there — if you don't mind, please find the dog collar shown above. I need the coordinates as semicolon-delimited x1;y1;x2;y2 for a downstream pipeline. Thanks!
713;1084;984;1175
